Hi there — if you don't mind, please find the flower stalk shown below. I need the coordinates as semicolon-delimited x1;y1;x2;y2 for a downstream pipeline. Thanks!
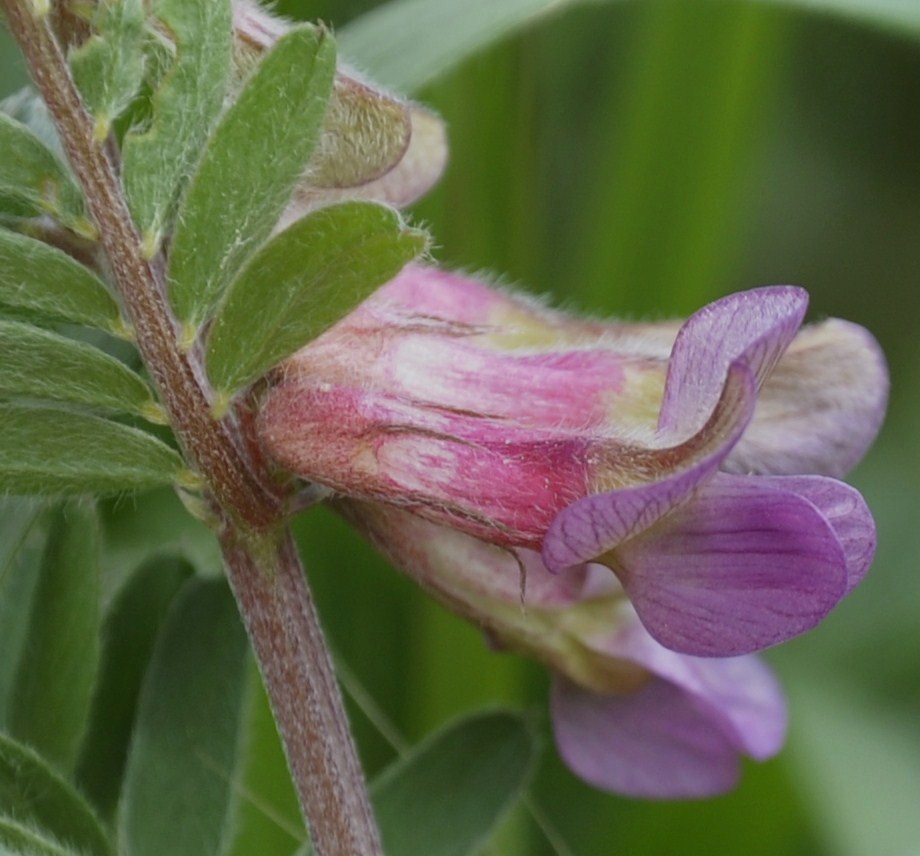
0;1;382;852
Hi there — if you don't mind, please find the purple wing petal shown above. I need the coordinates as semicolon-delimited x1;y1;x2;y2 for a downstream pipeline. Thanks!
725;319;889;478
658;286;808;439
552;675;741;799
612;473;848;656
758;475;876;594
543;362;757;571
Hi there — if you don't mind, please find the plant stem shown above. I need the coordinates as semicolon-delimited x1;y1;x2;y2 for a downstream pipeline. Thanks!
222;529;382;854
1;3;382;853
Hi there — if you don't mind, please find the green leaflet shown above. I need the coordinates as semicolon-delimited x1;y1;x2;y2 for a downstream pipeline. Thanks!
119;578;249;856
205;201;427;401
121;0;232;254
0;497;46;727
0;405;184;494
8;502;101;774
298;710;539;856
370;711;538;856
76;555;194;820
0;816;87;856
0;320;160;419
0;229;123;333
0;733;113;856
0;115;91;235
220;658;305;856
167;26;336;337
70;0;147;139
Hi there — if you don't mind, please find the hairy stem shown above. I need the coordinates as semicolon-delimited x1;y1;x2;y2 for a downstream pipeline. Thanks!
1;3;382;853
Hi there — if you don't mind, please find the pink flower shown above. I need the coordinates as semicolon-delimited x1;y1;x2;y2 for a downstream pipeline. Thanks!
255;264;887;797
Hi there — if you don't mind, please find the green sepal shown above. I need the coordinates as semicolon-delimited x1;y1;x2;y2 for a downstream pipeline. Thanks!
167;26;336;334
0;405;184;494
206;201;427;401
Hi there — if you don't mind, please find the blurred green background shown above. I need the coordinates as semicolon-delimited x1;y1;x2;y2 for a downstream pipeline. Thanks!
3;1;919;853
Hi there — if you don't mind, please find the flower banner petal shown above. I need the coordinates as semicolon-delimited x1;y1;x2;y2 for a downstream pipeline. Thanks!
612;472;849;656
658;286;808;439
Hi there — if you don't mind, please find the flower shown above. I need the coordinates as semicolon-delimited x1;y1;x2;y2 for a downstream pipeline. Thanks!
255;264;887;797
336;499;787;798
258;265;887;657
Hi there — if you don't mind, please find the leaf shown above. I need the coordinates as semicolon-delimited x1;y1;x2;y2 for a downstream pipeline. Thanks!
300;710;539;856
0;497;46;726
205;202;427;399
0;405;184;494
371;711;538;856
0;320;159;419
76;555;194;820
121;0;232;253
0;733;113;856
70;0;147;138
749;0;920;40
0;230;123;333
786;674;920;856
0;815;87;856
167;26;336;336
220;658;305;856
119;578;250;856
340;0;920;95
8;501;101;773
0;115;90;235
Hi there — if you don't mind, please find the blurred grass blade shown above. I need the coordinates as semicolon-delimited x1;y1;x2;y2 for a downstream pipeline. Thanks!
0;230;123;333
787;675;920;856
0;405;184;494
167;26;335;337
0;320;160;419
0;115;90;234
0;733;113;856
120;578;249;856
8;501;101;774
76;555;194;821
205;201;427;400
122;0;232;254
70;0;146;138
750;0;920;40
339;0;588;93
221;659;306;856
567;1;785;315
0;497;46;725
302;710;538;856
341;0;920;97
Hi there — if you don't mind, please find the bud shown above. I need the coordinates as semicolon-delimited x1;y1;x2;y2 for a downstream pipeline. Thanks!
258;265;887;660
231;0;447;221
